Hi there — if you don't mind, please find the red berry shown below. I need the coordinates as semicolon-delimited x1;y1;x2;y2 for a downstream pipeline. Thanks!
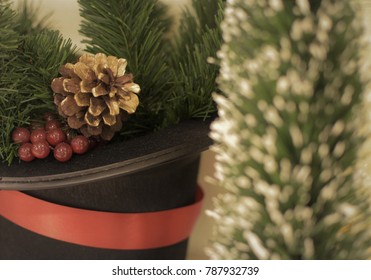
30;128;47;143
43;112;56;122
46;128;66;146
71;135;89;154
12;127;30;144
54;142;73;162
31;141;50;159
45;119;61;131
18;143;35;162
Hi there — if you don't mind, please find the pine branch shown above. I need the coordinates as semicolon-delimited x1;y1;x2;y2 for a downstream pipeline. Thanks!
175;0;223;56
0;2;77;165
169;0;224;120
208;0;371;260
16;30;78;115
79;0;175;135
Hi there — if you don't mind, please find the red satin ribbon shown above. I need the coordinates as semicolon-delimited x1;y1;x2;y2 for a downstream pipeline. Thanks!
0;187;203;250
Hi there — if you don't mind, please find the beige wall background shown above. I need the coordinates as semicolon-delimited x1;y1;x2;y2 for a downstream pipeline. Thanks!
11;0;193;49
191;150;218;259
11;0;219;259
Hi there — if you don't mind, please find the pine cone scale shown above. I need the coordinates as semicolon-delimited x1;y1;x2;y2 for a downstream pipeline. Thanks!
67;115;85;129
60;95;81;116
79;54;95;68
84;112;101;127
123;82;140;94
80;81;94;93
59;63;78;79
92;83;108;97
51;77;65;94
115;73;133;86
116;58;127;76
118;93;139;114
74;62;96;83
103;95;120;116
98;72;110;85
63;78;81;94
74;92;91;107
89;97;106;116
102;111;117;126
107;56;118;74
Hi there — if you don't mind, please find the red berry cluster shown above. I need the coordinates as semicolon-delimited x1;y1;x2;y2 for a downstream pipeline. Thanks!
12;113;90;162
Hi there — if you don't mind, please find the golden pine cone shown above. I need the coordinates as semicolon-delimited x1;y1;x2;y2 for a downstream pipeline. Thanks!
51;53;140;140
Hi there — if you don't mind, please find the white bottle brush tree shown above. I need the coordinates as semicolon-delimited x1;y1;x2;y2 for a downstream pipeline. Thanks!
207;0;371;259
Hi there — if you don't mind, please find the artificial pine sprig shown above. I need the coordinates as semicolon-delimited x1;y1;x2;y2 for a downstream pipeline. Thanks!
78;0;175;134
0;2;77;164
16;30;77;113
169;0;224;121
208;0;371;259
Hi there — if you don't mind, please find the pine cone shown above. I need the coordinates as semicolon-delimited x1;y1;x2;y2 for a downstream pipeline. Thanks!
51;53;140;140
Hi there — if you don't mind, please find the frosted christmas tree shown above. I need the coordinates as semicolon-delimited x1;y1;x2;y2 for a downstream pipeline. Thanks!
208;0;371;259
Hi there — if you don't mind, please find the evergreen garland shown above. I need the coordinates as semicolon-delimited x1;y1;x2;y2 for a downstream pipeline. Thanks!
208;0;371;259
0;1;77;164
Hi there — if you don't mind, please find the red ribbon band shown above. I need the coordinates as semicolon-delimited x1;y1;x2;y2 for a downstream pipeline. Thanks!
0;187;203;250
